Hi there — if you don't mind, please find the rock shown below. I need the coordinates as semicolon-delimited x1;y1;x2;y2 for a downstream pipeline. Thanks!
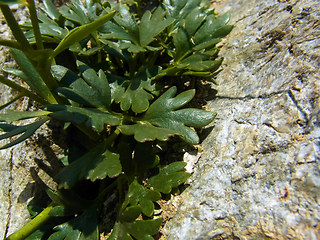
164;0;320;239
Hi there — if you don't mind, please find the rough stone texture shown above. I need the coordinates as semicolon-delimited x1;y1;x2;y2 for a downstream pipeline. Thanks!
164;0;320;239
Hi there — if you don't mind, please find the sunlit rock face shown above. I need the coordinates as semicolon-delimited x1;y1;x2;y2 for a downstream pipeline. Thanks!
165;0;320;239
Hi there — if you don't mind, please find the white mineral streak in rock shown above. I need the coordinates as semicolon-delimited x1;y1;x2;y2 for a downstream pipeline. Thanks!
165;0;320;239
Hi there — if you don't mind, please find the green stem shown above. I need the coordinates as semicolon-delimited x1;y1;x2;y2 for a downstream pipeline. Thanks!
5;204;54;240
76;123;100;141
0;5;31;50
106;128;120;146
146;50;160;67
27;0;44;50
0;39;22;49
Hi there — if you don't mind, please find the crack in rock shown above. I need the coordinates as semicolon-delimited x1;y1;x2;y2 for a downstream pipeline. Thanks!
4;148;14;239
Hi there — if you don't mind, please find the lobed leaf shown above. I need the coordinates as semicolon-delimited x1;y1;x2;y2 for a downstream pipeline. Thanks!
54;141;121;188
193;11;231;44
45;105;121;133
101;4;173;53
124;180;161;217
108;219;162;240
111;66;161;113
147;162;190;194
118;124;178;142
48;206;99;240
139;7;174;47
119;87;216;144
54;61;112;109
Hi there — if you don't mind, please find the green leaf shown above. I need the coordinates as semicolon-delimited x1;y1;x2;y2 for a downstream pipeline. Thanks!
164;0;210;31
181;54;222;72
55;62;112;109
0;110;51;122
111;66;161;113
10;48;57;103
27;205;44;218
0;0;26;5
49;206;71;217
113;4;139;42
193;38;221;51
100;21;138;43
211;24;233;39
42;0;60;21
180;7;206;37
173;27;191;61
139;7;174;47
125;180;161;217
119;87;216;144
53;10;116;56
108;219;162;240
100;4;173;53
87;146;121;181
55;141;121;188
118;124;178;142
147;162;190;194
45;105;121;132
59;1;87;25
0;123;19;132
0;118;49;150
119;206;142;222
24;226;53;240
48;206;99;240
193;12;231;44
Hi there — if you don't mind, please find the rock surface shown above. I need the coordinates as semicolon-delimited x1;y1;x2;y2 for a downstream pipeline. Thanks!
164;0;320;239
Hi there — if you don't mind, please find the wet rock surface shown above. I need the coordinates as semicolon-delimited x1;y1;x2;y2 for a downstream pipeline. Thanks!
164;0;320;239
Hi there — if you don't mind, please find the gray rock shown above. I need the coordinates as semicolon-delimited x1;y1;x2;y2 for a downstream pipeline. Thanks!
164;0;320;239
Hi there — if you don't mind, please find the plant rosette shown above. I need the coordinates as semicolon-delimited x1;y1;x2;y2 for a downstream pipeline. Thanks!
0;0;232;239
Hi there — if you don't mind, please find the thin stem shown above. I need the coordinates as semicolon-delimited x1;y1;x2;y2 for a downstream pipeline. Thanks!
27;0;44;50
5;203;54;240
0;5;31;50
76;123;100;141
106;128;120;146
0;39;22;49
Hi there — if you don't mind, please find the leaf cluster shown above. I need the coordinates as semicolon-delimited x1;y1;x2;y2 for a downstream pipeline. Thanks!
0;0;232;239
